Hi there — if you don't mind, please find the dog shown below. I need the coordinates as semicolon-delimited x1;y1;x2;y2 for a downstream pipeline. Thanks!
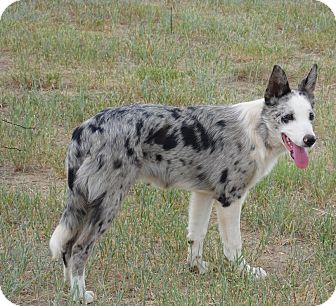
50;64;317;303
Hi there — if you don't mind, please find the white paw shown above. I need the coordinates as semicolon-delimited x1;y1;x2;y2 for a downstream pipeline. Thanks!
251;267;267;279
84;291;95;304
72;290;95;304
237;259;267;280
189;258;210;274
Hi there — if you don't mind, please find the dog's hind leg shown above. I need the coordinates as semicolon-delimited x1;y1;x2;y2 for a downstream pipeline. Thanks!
215;197;267;279
187;192;214;274
69;170;137;303
50;190;87;283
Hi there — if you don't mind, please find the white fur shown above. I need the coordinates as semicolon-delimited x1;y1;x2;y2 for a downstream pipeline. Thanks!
187;192;214;273
236;99;283;184
281;92;315;146
49;224;72;259
71;271;94;304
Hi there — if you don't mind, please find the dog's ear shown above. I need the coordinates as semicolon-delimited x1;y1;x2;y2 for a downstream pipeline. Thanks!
298;64;317;97
264;65;291;106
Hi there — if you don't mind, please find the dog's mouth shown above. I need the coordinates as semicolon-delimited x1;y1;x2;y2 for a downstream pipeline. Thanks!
281;133;309;169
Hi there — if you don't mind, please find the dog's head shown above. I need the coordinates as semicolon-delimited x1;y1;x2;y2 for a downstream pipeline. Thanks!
263;64;317;169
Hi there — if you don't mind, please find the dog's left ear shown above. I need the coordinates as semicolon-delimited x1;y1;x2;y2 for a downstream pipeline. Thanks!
298;64;317;97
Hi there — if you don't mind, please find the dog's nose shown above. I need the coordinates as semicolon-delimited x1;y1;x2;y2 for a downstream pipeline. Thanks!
303;134;316;147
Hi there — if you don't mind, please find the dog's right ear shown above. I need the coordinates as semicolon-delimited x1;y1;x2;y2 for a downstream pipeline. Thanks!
264;65;291;106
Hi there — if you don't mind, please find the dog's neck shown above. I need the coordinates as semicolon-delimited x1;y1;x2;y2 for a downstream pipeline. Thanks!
235;98;285;183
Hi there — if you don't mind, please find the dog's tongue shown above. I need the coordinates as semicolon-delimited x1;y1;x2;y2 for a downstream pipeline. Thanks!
292;143;309;169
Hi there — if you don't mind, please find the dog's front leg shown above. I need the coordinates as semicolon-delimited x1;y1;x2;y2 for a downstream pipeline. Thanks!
187;192;214;274
215;198;267;279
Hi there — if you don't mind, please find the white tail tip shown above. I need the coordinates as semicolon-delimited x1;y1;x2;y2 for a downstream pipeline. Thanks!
49;224;71;259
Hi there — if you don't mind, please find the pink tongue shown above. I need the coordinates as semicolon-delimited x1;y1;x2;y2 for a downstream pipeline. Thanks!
292;143;309;169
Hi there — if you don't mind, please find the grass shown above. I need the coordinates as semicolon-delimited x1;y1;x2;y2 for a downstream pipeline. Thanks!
0;0;335;305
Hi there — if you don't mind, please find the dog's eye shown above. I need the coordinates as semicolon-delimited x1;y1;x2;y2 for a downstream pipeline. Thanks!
281;114;294;124
309;112;315;121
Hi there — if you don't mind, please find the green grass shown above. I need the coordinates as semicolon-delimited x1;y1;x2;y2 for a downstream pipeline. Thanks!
0;0;335;305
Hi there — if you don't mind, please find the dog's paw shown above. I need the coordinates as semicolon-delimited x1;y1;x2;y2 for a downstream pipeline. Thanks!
72;290;95;304
189;259;210;274
251;266;267;280
237;259;267;280
84;291;95;304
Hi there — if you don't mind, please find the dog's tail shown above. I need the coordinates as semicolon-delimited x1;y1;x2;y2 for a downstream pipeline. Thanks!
49;190;86;260
49;222;74;259
50;134;87;259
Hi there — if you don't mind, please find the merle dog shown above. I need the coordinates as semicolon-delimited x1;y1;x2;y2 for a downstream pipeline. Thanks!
50;65;317;303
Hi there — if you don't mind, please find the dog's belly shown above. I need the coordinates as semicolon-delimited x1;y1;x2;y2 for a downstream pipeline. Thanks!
140;175;170;189
139;171;213;194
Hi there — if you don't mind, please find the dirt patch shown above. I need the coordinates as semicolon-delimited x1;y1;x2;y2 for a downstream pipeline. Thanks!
0;54;12;71
0;162;64;195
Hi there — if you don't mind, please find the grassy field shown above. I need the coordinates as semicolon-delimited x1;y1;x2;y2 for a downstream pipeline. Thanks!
0;0;335;305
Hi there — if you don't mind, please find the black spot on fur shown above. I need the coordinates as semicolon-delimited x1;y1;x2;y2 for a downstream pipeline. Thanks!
136;119;143;144
125;138;130;149
156;154;163;162
62;252;67;267
197;173;207;181
94;109;109;124
98;221;104;232
68;167;76;191
234;160;239;166
113;159;122;169
180;159;186;166
127;148;134;156
76;207;86;218
88;124;104;133
75;149;81;159
218;194;231;207
181;122;200;151
145;125;168;144
91;192;106;207
145;125;177;150
84;241;94;255
216;120;226;127
196;165;202;170
169;108;181;119
113;109;128;117
196;122;211;150
163;133;178;150
220;169;228;183
72;125;84;145
230;186;237;193
142;111;150;119
237;142;242;152
97;155;104;170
